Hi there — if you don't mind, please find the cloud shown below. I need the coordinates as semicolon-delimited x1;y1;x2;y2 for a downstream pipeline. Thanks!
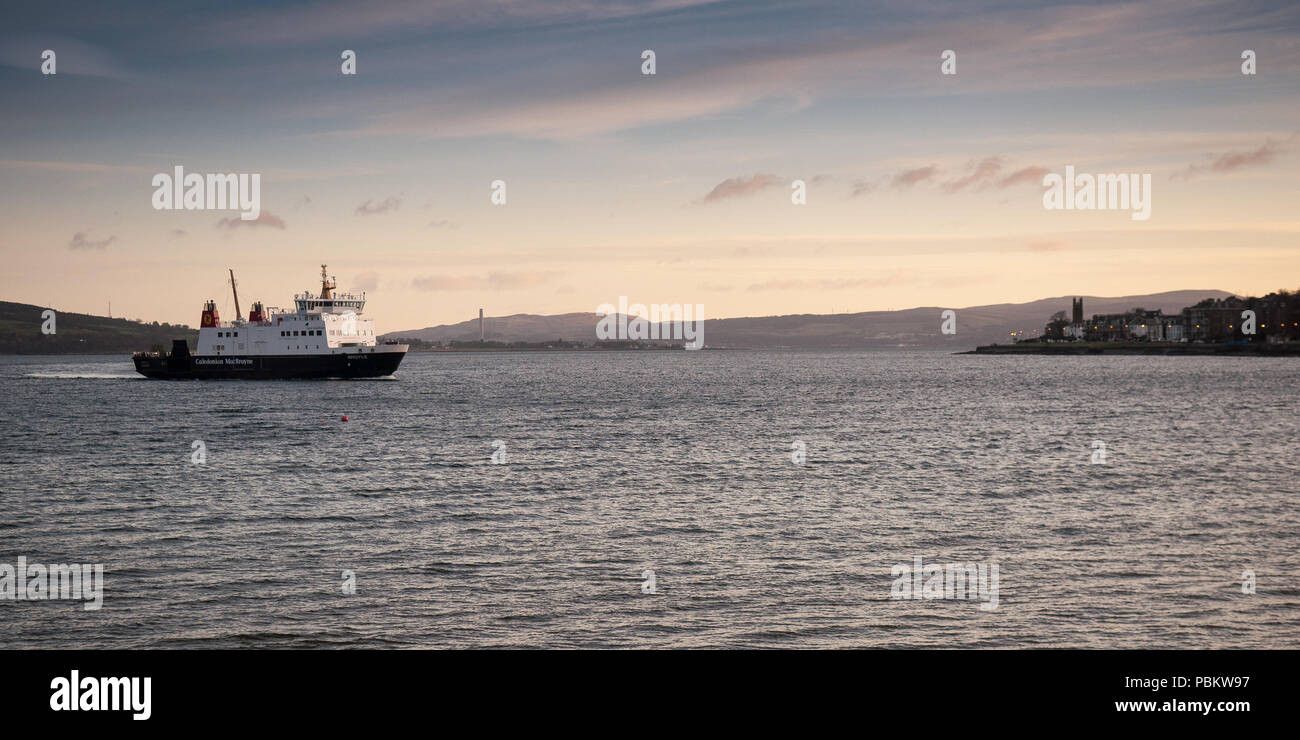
341;1;1285;143
700;174;780;203
1176;138;1286;180
849;179;877;198
890;165;938;190
411;271;561;291
67;232;117;250
428;219;460;229
216;211;286;229
169;229;187;239
355;197;401;215
996;166;1050;188
941;157;1002;193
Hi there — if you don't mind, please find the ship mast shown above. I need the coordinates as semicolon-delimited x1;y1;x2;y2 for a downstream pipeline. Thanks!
229;268;242;322
320;264;335;299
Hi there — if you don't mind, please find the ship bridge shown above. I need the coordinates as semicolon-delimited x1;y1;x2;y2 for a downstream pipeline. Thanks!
293;265;365;314
293;294;365;314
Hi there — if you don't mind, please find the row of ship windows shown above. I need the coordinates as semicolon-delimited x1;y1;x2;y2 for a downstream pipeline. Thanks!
214;329;370;338
212;345;321;351
277;329;373;337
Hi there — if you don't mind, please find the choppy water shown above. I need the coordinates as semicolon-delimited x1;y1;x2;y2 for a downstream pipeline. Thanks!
1;351;1297;648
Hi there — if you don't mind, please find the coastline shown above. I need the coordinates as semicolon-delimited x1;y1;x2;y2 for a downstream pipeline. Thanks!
964;341;1300;356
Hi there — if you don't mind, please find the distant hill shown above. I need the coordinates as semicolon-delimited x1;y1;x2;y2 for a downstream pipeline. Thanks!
0;301;197;354
383;290;1236;349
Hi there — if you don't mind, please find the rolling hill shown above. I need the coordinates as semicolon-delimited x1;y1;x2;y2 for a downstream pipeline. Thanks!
382;290;1236;349
0;301;197;354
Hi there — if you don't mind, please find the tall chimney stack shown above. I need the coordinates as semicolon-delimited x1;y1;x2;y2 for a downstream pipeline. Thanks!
479;308;484;341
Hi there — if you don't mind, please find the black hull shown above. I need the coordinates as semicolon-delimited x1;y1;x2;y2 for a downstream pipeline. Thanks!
133;350;406;379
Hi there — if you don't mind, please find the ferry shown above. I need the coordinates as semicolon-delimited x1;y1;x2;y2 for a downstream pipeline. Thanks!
133;266;407;379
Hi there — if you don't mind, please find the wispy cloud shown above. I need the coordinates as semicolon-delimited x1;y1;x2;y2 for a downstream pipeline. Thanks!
67;232;116;250
700;174;780;203
941;157;1002;193
355;197;401;215
0;36;134;80
890;166;937;190
202;0;719;47
216;211;286;229
1175;138;1287;180
849;179;877;198
997;166;1050;189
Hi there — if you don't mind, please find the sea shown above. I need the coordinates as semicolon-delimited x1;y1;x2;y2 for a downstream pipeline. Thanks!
1;350;1297;648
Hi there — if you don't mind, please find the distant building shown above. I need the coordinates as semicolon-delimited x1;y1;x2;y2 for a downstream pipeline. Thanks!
1042;289;1299;345
1183;296;1247;342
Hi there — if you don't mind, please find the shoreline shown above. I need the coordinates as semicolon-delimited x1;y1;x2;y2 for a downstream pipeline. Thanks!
964;341;1300;356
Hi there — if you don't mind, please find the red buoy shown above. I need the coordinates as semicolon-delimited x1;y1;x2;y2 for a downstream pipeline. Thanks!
341;416;349;422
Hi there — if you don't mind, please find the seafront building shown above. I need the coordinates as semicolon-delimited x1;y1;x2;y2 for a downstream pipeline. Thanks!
1042;292;1300;344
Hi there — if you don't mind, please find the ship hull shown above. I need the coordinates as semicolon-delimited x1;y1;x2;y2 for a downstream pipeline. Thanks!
133;349;406;379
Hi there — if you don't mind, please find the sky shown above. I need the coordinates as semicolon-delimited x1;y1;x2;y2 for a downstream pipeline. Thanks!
1;0;1298;331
